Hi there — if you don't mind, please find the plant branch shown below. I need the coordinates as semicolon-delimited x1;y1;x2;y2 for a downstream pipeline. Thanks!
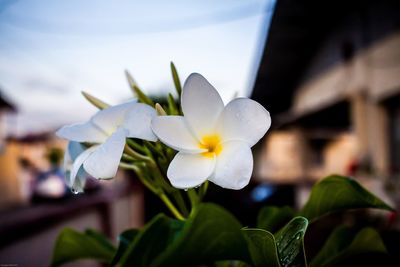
159;193;185;220
124;145;151;162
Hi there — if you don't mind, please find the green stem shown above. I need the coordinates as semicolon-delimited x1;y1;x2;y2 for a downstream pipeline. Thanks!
199;180;209;200
124;145;151;162
121;153;136;162
187;188;199;210
119;163;158;194
159;193;185;220
119;162;185;220
148;160;175;193
171;190;189;216
126;138;146;153
143;141;166;159
145;151;189;217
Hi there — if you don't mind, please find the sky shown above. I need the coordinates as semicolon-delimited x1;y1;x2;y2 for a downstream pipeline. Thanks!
0;0;275;136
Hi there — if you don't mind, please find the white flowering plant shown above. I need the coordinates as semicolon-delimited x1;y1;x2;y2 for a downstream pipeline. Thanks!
52;63;395;267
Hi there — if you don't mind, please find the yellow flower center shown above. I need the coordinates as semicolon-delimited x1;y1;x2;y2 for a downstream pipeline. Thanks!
199;134;223;158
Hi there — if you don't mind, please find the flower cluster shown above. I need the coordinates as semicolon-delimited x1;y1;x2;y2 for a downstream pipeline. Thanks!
57;68;271;217
53;66;395;267
57;101;157;192
152;73;271;189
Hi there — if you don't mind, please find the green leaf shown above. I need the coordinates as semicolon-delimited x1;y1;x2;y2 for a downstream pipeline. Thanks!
170;61;182;96
119;214;184;267
149;203;250;267
51;228;116;267
310;226;387;267
110;229;140;266
125;70;154;106
167;93;179;115
81;91;110;109
275;216;308;267
309;226;354;267
242;228;281;267
300;175;394;221
257;206;295;233
214;260;253;267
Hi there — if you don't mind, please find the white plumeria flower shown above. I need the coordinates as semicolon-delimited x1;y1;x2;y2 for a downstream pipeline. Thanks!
63;141;92;193
57;101;157;187
151;73;271;190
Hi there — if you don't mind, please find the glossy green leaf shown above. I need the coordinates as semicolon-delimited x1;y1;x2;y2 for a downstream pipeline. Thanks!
242;228;281;267
149;203;250;267
257;206;295;233
119;214;184;267
310;226;387;267
51;228;115;267
300;175;394;221
170;61;182;96
275;216;308;267
110;229;140;266
309;226;354;267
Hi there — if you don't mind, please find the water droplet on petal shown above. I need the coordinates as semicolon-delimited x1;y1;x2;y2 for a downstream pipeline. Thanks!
71;188;79;195
184;188;188;191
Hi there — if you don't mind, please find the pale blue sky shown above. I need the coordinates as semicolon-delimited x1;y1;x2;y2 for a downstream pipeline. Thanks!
0;0;275;135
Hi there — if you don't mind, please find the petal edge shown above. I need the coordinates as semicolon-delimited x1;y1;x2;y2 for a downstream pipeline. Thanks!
182;73;224;138
217;98;271;147
167;152;215;189
209;140;253;190
83;128;127;179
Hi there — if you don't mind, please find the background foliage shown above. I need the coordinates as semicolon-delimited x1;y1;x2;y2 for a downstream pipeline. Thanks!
51;175;395;267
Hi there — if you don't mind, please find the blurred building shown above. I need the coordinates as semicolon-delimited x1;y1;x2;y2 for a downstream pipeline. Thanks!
252;0;400;207
0;90;18;208
0;90;15;148
0;131;145;266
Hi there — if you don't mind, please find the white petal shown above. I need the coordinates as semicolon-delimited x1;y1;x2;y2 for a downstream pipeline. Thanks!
123;103;158;141
67;145;98;191
182;73;224;138
91;101;135;135
65;141;87;160
217;98;271;147
63;149;74;189
83;128;127;179
63;144;73;172
70;165;90;193
56;121;108;143
151;116;206;153
64;141;82;177
209;140;253;190
70;173;86;193
167;152;215;189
